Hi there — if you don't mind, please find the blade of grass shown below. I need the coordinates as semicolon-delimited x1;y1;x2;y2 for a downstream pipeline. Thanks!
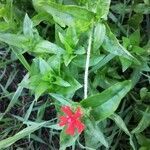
12;47;31;72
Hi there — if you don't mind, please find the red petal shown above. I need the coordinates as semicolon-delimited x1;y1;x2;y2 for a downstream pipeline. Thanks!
59;116;68;126
75;119;85;133
61;106;73;116
74;107;82;119
66;122;75;136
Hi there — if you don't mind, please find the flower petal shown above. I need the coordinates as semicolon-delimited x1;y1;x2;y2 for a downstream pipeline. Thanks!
75;119;85;133
61;106;73;116
59;116;68;126
74;107;82;119
66;122;75;136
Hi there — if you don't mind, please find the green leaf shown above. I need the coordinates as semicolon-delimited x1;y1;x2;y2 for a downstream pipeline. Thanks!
59;27;78;54
34;40;65;54
12;47;31;71
90;54;115;72
110;114;136;150
54;77;71;87
65;26;78;48
32;12;53;26
73;54;105;68
33;0;95;32
59;32;73;54
23;14;34;38
38;58;53;74
63;54;76;66
130;68;141;88
30;134;46;144
50;93;72;106
21;75;50;99
102;25;134;60
129;30;140;46
0;21;10;31
93;23;106;52
132;46;145;55
85;118;109;148
57;72;82;97
110;114;130;135
34;81;50;99
36;101;48;121
74;46;85;55
140;87;148;100
81;80;132;121
111;3;131;15
95;0;111;19
144;0;150;5
0;33;29;50
136;134;150;147
128;14;143;29
0;122;46;149
120;57;132;72
30;58;41;75
59;129;79;150
134;3;150;14
47;55;61;73
87;0;110;20
24;99;36;122
132;107;150;134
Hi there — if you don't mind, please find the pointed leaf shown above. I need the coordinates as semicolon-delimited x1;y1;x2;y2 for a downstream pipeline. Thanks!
132;107;150;134
81;80;132;121
102;25;134;60
93;23;106;52
23;14;34;38
85;119;109;148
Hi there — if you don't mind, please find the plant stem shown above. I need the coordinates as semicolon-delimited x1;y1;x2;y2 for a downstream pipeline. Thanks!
84;31;92;99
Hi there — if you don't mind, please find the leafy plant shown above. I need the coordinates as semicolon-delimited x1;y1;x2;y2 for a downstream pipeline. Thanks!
0;0;150;149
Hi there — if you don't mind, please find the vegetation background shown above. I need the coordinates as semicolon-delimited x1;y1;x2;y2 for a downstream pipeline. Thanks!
0;0;150;149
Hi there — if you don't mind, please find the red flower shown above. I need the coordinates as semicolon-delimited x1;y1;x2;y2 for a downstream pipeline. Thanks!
59;106;85;136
